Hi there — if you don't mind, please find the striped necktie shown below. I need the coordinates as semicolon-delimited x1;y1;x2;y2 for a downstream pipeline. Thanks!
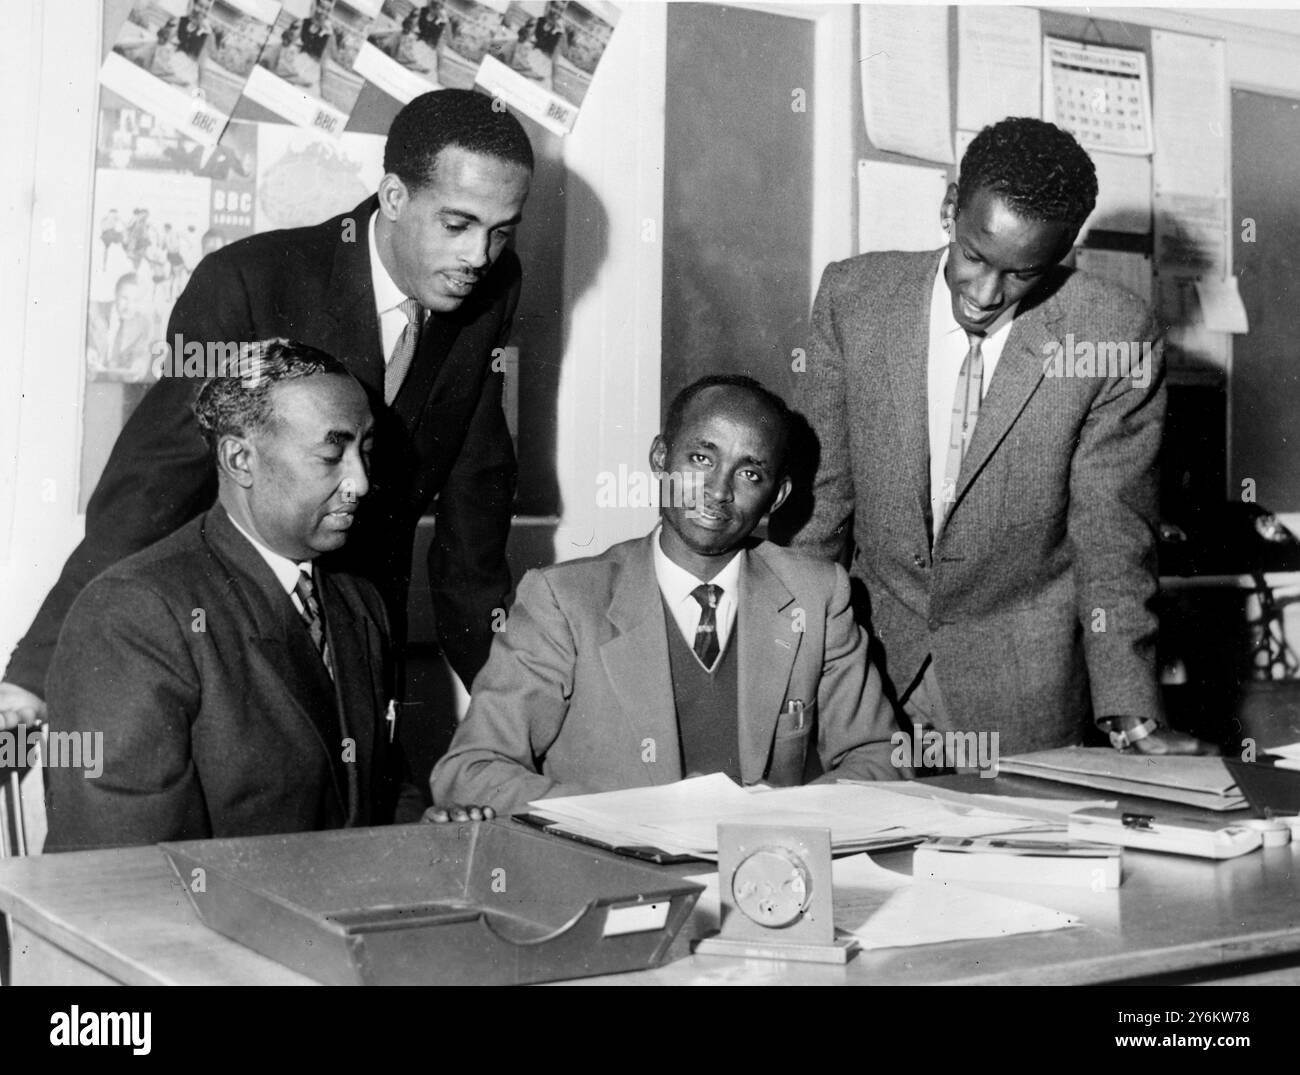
384;297;423;405
690;584;722;671
293;568;334;680
938;332;984;532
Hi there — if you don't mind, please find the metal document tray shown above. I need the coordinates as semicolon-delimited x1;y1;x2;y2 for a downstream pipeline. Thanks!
160;821;702;985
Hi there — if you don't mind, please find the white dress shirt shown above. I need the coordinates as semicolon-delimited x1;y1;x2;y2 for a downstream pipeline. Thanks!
228;513;315;615
652;526;742;659
368;209;416;365
927;252;1018;529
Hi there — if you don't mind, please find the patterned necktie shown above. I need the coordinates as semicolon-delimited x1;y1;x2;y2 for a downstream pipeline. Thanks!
690;584;722;671
293;568;334;680
384;297;423;405
938;333;984;530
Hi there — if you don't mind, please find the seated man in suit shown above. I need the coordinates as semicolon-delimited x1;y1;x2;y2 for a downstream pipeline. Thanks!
44;340;422;851
432;375;902;815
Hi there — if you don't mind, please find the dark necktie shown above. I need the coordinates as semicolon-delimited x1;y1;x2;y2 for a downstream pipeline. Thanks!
384;297;423;405
690;583;722;671
938;332;984;531
293;568;334;680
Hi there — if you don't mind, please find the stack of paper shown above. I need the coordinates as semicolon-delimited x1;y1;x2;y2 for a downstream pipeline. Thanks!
998;748;1246;811
688;854;1079;949
528;775;1066;860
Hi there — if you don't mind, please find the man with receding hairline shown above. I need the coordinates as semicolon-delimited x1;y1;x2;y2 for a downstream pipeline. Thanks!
44;341;422;851
3;91;535;784
432;374;901;816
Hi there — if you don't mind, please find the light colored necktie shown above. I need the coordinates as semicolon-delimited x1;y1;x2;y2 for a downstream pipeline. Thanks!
690;584;722;671
938;333;984;530
293;568;334;680
384;297;423;405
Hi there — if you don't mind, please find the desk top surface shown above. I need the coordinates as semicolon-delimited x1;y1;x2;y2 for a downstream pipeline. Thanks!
2;775;1298;986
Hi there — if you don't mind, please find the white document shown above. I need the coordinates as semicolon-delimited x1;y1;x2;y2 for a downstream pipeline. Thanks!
1075;248;1153;305
858;160;950;254
1152;31;1227;198
1083;151;1152;236
957;6;1042;131
860;6;953;163
1195;276;1249;334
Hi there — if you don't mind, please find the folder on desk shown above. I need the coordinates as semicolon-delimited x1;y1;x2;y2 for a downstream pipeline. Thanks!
999;748;1247;811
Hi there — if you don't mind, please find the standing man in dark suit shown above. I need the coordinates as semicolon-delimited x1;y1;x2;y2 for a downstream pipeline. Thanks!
787;117;1211;759
1;91;533;763
44;341;421;851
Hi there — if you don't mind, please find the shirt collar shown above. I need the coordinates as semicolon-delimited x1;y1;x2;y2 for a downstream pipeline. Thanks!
651;524;744;607
368;209;409;316
932;250;1018;342
227;512;313;596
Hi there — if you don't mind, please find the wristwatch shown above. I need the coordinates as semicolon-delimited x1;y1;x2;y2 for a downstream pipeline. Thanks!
1104;716;1159;751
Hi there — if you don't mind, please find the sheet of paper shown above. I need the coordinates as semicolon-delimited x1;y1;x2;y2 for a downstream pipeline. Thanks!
1076;248;1153;305
860;6;953;163
1154;191;1227;276
840;855;1079;948
956;6;1041;131
1044;36;1152;156
1083;151;1152;236
1195;276;1249;334
1152;30;1227;199
858;160;949;254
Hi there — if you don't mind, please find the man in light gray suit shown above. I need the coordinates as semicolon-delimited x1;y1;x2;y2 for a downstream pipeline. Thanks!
432;375;901;815
788;117;1211;758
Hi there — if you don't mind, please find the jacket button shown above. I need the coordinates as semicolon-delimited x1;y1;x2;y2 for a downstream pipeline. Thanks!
928;618;939;630
912;554;926;568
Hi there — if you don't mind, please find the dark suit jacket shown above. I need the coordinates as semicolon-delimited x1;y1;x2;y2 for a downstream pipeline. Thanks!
789;250;1165;753
8;197;519;695
44;505;418;852
431;536;901;815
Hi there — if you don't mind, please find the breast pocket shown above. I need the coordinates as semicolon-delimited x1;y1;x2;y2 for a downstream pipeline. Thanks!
767;700;816;786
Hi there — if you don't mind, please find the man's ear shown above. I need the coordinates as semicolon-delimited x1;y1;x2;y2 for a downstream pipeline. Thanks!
649;435;668;476
940;183;959;233
216;434;255;489
769;475;793;517
376;173;408;222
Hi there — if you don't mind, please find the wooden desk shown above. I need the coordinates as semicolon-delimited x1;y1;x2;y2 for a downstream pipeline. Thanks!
3;776;1299;986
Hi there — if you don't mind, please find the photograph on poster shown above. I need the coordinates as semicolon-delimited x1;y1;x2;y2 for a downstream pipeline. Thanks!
244;0;380;133
102;0;279;143
475;1;619;135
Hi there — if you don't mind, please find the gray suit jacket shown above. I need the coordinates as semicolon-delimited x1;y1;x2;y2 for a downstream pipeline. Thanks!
790;249;1165;752
431;535;901;814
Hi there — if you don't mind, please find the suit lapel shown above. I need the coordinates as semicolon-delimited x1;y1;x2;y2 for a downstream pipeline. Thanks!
203;507;348;816
600;537;682;784
884;251;945;539
953;291;1063;507
323;197;385;395
736;548;800;784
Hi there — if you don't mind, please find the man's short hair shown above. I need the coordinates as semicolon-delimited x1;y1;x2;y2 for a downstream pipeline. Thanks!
957;117;1098;231
192;338;352;456
662;374;793;473
383;89;534;191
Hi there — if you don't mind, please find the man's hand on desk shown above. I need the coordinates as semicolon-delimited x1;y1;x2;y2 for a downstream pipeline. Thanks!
0;681;46;731
422;804;497;823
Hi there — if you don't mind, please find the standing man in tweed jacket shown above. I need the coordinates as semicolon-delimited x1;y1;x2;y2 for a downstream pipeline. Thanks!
787;117;1212;758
